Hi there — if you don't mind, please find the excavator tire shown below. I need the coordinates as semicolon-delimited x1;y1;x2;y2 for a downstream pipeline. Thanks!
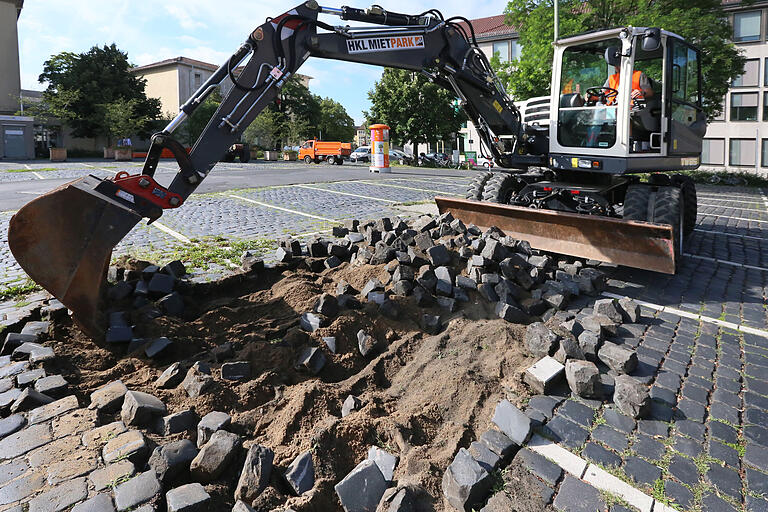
651;186;684;268
465;171;493;200
481;172;521;204
673;174;697;236
622;184;653;221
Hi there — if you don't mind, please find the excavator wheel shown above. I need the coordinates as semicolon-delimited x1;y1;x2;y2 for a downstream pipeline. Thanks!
465;171;493;200
652;187;684;268
481;172;522;204
673;174;697;236
622;184;653;222
623;184;683;269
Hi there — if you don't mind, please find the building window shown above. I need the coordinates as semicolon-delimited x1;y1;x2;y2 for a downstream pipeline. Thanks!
193;72;202;89
730;92;758;121
493;41;509;63
730;138;756;166
511;40;522;61
734;59;759;86
702;139;725;165
762;140;768;167
733;11;762;42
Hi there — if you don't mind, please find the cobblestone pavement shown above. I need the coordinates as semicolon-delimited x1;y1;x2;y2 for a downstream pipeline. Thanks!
1;161;768;511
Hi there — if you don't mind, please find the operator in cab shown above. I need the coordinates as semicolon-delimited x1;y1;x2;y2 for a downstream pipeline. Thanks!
601;48;654;104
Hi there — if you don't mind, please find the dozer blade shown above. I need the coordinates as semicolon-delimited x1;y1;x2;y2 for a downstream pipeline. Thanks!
436;196;676;274
8;176;142;338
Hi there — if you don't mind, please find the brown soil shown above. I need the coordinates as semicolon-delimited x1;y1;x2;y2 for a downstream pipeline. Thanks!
49;261;536;511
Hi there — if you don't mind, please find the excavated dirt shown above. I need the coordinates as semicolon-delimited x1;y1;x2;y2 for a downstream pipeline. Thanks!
49;259;537;511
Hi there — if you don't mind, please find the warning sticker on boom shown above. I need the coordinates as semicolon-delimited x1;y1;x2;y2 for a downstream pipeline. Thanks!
346;35;425;54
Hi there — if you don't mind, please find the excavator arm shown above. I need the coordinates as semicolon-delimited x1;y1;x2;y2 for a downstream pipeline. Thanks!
7;1;530;337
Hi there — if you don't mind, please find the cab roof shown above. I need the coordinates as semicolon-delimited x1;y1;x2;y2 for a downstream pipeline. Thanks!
555;27;685;46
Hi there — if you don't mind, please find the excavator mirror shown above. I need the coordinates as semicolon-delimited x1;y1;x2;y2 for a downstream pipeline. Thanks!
642;28;661;52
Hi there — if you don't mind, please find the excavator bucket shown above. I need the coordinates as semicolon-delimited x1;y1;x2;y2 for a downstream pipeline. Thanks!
436;197;676;274
8;176;142;338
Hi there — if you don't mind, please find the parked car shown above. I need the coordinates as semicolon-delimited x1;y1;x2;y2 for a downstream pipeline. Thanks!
474;157;494;169
389;149;413;164
350;146;370;163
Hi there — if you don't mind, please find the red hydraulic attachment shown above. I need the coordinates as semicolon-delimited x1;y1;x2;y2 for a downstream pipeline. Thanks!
111;171;184;210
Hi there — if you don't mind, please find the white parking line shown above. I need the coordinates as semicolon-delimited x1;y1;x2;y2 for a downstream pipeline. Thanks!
31;172;44;180
83;164;119;175
23;164;32;170
697;196;763;205
601;291;768;338
359;180;462;196
228;194;336;222
697;213;768;224
693;228;767;241
685;253;768;272
699;203;768;213
150;221;192;244
295;184;398;203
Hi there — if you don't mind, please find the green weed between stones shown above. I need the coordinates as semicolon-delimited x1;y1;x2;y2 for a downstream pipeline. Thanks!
0;280;42;301
599;489;633;510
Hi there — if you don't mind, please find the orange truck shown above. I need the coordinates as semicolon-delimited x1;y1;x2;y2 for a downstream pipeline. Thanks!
299;139;352;165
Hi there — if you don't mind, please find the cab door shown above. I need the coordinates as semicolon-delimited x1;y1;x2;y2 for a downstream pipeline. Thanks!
666;38;706;155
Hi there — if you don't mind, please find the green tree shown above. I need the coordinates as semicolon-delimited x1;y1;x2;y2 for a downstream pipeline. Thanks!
177;90;222;147
244;108;285;150
103;98;156;146
38;44;161;143
498;0;744;119
367;68;463;148
317;98;355;141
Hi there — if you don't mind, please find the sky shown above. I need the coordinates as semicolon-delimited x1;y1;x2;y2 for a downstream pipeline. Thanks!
17;0;505;125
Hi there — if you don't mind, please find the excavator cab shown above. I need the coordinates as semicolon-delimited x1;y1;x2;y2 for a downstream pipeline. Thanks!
550;27;706;172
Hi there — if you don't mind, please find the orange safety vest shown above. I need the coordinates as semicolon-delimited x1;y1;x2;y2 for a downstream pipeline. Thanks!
606;70;643;104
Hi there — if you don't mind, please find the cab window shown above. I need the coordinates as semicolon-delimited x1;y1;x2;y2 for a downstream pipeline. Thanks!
558;38;620;149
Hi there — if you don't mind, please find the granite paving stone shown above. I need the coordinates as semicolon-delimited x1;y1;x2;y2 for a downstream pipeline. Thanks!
556;400;596;428
710;420;739;445
706;463;743;501
591;425;629;453
668;454;699;487
632;434;666;462
541;416;589;450
517;448;562;486
664;480;694;510
582;442;621;468
623;456;661;487
602;408;635;433
552;475;605;512
746;467;768;495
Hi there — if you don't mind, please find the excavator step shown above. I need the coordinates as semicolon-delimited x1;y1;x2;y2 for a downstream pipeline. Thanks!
435;196;676;274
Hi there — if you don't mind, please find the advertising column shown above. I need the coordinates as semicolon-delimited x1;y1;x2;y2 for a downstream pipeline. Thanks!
369;124;391;173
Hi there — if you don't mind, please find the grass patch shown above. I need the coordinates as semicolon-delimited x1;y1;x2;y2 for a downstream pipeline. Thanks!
399;200;433;206
130;236;275;270
4;167;57;173
0;280;42;302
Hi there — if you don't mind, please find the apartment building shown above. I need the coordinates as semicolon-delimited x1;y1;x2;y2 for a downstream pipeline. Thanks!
354;125;370;147
131;57;311;117
457;15;520;156
0;0;34;159
703;0;768;175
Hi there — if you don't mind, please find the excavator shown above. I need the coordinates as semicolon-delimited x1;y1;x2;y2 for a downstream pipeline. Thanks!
7;2;705;337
